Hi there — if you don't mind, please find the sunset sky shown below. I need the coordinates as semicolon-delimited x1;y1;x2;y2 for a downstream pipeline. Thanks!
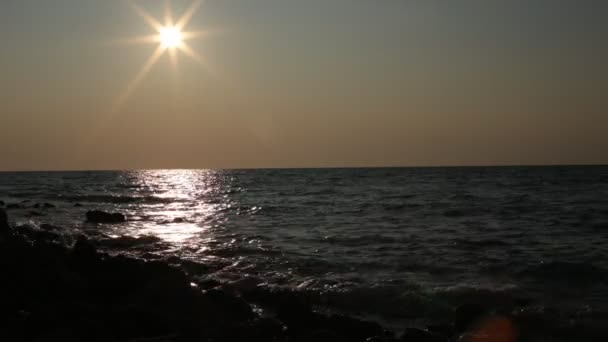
1;0;607;171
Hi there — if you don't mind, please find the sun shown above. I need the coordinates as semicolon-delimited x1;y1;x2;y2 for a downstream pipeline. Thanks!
160;26;183;49
110;0;213;113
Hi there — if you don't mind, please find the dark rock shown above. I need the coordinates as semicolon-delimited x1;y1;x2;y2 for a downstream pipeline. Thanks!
426;324;455;338
0;200;5;206
275;294;318;331
400;328;447;342
85;210;126;224
7;203;21;209
98;235;161;249
27;211;45;217
366;336;400;342
200;289;254;322
454;303;486;332
180;259;211;275
74;203;83;207
15;224;62;243
247;317;286;341
196;278;221;290
43;202;56;208
71;236;98;263
322;314;388;342
173;217;185;223
40;224;62;231
1;208;9;235
20;199;32;204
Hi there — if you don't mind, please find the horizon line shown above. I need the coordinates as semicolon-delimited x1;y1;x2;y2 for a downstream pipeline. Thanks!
1;163;607;173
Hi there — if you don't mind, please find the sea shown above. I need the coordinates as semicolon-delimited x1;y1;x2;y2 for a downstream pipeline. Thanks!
1;166;607;329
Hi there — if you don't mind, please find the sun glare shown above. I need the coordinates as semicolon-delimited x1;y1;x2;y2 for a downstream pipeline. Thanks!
110;0;211;113
160;26;183;49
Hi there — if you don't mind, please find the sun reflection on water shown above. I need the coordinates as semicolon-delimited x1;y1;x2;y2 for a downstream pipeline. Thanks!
130;169;231;246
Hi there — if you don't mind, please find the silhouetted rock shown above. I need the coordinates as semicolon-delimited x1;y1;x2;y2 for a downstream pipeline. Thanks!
98;235;161;249
0;200;5;206
7;203;21;209
322;314;388;342
40;223;62;231
454;303;486;332
400;328;447;342
71;235;98;263
85;210;126;223
42;202;56;208
0;208;9;235
74;203;83;207
200;288;254;322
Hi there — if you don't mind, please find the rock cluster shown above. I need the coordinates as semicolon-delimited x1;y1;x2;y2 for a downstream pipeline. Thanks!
1;209;605;342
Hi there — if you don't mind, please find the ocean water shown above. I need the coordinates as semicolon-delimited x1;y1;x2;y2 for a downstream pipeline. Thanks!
1;167;607;328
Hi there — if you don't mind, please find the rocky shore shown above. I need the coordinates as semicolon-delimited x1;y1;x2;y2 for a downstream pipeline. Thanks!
0;207;605;341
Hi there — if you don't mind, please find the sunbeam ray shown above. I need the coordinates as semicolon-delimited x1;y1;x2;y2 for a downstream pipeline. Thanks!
111;45;165;113
169;47;178;70
176;0;203;30
128;0;163;31
164;0;173;26
104;34;160;47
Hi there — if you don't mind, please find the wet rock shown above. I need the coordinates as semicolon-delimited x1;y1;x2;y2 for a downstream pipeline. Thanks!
196;278;221;290
98;235;161;249
180;259;211;275
85;210;126;224
40;224;63;231
15;224;62;243
400;328;447;342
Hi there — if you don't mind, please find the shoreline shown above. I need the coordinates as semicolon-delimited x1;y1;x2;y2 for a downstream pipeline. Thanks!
1;207;606;341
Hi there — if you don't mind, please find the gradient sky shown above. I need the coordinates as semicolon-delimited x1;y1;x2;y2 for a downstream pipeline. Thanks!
1;0;607;170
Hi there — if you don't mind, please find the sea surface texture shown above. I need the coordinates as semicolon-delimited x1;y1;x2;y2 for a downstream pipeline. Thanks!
1;167;607;327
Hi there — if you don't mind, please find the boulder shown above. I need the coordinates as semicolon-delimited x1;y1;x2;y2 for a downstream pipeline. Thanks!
86;210;126;224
